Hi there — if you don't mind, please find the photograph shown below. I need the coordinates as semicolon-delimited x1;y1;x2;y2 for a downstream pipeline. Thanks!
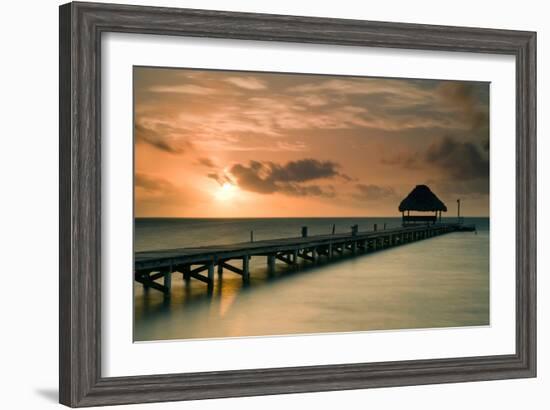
133;67;490;342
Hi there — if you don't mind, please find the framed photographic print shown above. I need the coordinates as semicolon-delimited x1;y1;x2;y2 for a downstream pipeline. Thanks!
59;2;536;407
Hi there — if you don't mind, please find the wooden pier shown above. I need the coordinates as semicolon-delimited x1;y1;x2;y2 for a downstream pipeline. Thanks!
134;222;475;295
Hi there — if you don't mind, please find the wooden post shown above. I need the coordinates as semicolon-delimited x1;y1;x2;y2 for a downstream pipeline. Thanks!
457;199;461;223
250;230;254;242
384;223;387;230
164;269;172;296
217;260;223;275
142;272;150;291
374;223;377;232
351;241;357;254
311;248;318;263
331;224;336;235
267;254;275;275
301;226;308;238
242;256;250;283
183;265;190;281
328;243;333;259
292;250;298;265
207;261;214;287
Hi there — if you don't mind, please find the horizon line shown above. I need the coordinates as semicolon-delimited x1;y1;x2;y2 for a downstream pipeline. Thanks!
135;215;490;219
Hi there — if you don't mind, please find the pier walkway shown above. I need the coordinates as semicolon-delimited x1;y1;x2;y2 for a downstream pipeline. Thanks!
134;222;475;295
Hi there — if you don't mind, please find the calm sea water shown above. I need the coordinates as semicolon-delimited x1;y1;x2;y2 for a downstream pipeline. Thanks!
134;217;489;341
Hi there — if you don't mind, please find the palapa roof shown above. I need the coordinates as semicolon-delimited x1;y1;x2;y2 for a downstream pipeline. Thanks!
398;185;447;212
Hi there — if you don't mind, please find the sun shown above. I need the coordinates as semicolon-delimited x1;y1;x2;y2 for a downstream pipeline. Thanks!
215;182;237;201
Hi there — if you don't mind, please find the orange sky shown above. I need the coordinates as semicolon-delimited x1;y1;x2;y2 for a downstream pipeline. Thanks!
134;67;489;218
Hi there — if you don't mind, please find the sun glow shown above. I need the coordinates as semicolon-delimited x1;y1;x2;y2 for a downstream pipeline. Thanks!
215;182;237;201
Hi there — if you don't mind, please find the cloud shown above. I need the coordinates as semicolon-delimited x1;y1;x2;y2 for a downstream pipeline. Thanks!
196;157;216;168
424;136;489;180
267;158;349;182
148;84;216;95
228;159;346;197
281;183;336;198
135;122;193;154
353;184;398;201
289;78;435;107
436;82;488;132
139;76;489;160
207;172;234;186
295;95;331;107
381;135;489;198
382;136;488;181
275;141;308;152
380;152;423;170
135;173;180;199
224;77;267;90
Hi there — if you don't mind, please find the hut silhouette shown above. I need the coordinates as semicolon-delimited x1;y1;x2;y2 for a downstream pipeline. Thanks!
399;185;447;227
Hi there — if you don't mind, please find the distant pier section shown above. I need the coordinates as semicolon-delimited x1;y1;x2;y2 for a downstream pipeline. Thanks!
134;185;475;295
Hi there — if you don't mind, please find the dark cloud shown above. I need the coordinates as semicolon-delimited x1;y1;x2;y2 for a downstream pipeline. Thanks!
281;183;336;198
382;136;489;182
353;184;398;201
379;135;489;198
424;136;489;180
135;122;193;154
267;158;350;182
207;172;233;186
228;159;345;197
230;162;276;194
196;157;216;168
437;82;489;133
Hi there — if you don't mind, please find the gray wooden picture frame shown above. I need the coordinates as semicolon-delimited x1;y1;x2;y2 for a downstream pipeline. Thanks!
59;1;536;407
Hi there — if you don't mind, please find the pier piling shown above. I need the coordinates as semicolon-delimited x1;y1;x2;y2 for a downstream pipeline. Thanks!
164;269;172;295
242;256;250;282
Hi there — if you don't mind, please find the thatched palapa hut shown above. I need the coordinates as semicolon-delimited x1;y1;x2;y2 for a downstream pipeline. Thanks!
399;185;447;226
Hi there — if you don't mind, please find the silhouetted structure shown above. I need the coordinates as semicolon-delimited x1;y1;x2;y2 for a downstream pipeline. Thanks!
399;185;447;226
